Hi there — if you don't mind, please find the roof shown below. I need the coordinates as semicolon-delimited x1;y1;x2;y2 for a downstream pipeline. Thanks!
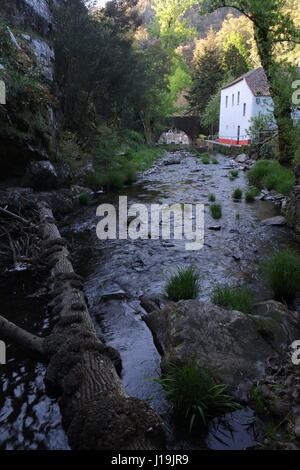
222;67;270;96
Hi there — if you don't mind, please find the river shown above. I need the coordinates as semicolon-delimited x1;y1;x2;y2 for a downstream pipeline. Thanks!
1;149;299;449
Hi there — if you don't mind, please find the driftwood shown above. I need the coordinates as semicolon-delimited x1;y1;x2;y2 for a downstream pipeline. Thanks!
0;202;164;450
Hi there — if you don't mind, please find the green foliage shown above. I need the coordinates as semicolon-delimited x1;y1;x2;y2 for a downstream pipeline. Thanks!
247;160;295;195
245;187;259;202
222;42;250;78
79;194;90;206
230;170;239;179
261;250;300;301
208;193;216;202
232;188;243;199
210;203;222;219
202;154;211;164
154;360;239;430
188;33;224;114
212;157;219;164
211;285;254;314
152;0;196;50
166;266;200;302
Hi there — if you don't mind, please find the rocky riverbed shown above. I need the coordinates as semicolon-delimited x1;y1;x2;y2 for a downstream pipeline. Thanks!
1;149;300;449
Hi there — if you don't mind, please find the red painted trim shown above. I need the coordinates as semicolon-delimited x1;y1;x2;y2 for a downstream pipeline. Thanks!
218;138;249;146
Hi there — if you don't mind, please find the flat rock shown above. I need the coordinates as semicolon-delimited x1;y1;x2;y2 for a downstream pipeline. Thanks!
261;216;287;226
145;300;299;401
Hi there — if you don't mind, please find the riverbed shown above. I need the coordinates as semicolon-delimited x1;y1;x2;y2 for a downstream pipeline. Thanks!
1;149;299;449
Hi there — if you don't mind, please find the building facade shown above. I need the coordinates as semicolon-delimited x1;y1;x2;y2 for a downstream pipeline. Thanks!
218;68;275;146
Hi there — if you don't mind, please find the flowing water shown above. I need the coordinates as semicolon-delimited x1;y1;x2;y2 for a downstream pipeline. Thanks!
1;150;300;450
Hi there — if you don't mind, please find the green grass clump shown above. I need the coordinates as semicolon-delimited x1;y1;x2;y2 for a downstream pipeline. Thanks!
202;155;211;164
208;193;216;202
247;160;294;195
210;203;222;219
232;188;243;200
79;194;90;206
155;360;239;431
261;250;300;301
166;266;200;302
211;285;253;314
245;187;259;203
212;158;219;164
230;170;239;179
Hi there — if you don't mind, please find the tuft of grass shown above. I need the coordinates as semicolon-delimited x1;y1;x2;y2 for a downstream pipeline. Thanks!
230;170;239;179
208;193;216;202
212;158;219;164
79;194;90;206
166;266;200;302
210;203;222;219
247;160;294;196
261;250;300;301
211;285;254;314
245;187;259;203
202;155;211;164
154;360;239;431
236;212;240;220
232;188;243;200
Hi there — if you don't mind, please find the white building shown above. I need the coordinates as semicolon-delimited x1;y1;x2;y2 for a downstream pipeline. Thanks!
218;67;275;146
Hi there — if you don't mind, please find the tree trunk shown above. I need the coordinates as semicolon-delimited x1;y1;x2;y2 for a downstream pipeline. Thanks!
0;202;164;450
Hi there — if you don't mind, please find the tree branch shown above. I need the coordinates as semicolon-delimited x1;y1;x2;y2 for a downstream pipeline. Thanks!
0;315;44;358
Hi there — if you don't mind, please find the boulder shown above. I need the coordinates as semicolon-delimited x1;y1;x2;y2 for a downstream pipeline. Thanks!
261;216;287;226
23;161;58;190
145;300;299;401
236;153;248;164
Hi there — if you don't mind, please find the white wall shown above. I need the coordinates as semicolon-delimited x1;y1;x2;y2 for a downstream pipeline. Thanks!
219;79;272;142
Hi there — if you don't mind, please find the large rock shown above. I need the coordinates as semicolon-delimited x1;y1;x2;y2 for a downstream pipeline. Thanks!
261;216;287;226
145;300;299;401
23;161;58;190
236;153;248;164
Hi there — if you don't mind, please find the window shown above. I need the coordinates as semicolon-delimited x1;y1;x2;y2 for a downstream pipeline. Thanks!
232;94;235;106
225;96;228;108
237;92;240;105
243;103;247;116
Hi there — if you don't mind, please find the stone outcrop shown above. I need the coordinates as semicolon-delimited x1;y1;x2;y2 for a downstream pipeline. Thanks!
144;299;300;402
0;0;61;181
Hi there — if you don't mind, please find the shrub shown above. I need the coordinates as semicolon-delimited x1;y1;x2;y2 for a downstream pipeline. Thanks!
261;250;300;301
247;160;294;195
211;285;254;314
210;203;222;219
166;266;200;302
155;360;239;431
208;193;216;202
232;188;243;200
245;187;259;203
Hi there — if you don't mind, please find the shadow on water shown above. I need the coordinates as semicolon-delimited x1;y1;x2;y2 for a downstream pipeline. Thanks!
0;269;69;449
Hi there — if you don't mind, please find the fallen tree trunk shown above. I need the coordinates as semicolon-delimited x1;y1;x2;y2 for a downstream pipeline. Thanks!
0;201;164;450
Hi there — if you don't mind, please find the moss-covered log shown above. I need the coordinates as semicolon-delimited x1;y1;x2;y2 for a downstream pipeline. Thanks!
0;201;164;450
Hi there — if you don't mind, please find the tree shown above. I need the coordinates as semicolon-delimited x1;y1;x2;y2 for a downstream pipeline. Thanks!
199;0;300;165
151;0;196;50
222;42;250;77
189;32;223;115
